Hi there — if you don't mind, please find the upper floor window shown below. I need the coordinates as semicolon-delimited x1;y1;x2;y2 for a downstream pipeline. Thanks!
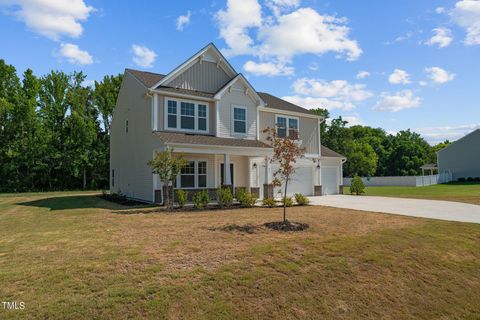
276;115;299;139
165;99;208;133
232;106;247;134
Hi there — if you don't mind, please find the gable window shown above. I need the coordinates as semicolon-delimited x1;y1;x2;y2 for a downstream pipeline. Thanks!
181;102;195;130
198;104;207;131
276;115;299;139
167;100;177;128
233;106;247;134
178;160;208;188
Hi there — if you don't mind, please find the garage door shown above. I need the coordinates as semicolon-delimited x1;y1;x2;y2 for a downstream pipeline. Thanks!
275;166;313;197
322;167;339;195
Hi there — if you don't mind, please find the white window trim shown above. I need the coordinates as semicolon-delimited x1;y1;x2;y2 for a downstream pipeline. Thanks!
163;97;209;134
275;114;300;139
176;159;208;189
231;105;248;136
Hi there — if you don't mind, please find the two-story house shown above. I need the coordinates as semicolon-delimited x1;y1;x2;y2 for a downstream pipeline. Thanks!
110;43;345;203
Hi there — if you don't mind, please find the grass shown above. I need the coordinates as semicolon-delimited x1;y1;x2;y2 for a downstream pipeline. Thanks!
1;191;480;319
344;182;480;205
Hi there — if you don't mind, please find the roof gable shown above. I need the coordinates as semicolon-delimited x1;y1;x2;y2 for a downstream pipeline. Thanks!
151;43;237;90
214;74;266;106
126;69;165;87
258;92;316;116
438;129;480;155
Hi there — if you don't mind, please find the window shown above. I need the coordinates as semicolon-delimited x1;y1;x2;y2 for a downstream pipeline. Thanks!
125;120;129;133
111;169;115;187
233;106;246;134
181;102;195;130
180;161;195;188
198;104;207;131
276;115;299;139
165;99;208;133
288;118;299;139
167;100;177;128
178;160;208;188
276;116;287;138
198;161;207;188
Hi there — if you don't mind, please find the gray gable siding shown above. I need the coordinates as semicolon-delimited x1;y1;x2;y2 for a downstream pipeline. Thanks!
165;60;232;93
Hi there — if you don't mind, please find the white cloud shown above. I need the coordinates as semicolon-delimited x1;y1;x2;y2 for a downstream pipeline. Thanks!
58;43;93;65
425;27;453;48
214;0;262;56
356;71;370;79
132;44;157;68
425;67;455;84
388;69;411;85
243;60;294;76
283;78;373;110
308;62;319;71
215;0;361;67
416;123;480;144
0;0;94;41
176;11;191;31
436;7;446;14
451;0;480;45
343;115;364;127
373;90;421;112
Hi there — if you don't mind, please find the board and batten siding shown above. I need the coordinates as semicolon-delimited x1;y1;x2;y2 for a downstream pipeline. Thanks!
217;88;258;140
258;111;320;155
165;60;232;93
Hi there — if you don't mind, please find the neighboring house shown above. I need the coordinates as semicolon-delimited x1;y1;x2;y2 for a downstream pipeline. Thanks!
437;129;480;180
110;43;345;203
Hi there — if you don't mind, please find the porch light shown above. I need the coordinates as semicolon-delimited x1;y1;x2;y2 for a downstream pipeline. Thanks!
316;164;320;169
253;163;257;169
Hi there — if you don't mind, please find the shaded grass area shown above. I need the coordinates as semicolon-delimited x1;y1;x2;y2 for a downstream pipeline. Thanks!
1;191;480;319
344;182;480;205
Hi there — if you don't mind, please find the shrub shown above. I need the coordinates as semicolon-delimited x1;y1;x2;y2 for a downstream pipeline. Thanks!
458;177;466;182
176;189;188;208
294;193;310;206
262;197;276;207
350;175;365;195
193;190;210;209
467;177;474;182
475;177;480;182
217;187;233;208
282;197;293;207
236;189;257;207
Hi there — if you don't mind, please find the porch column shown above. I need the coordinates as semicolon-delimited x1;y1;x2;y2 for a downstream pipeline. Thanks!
314;161;322;196
223;154;232;186
263;157;274;199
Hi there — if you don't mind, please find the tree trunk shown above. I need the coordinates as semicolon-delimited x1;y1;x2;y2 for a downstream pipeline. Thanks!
283;179;288;222
83;167;86;189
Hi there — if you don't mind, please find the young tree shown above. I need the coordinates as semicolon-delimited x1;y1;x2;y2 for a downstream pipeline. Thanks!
147;149;187;209
263;127;306;222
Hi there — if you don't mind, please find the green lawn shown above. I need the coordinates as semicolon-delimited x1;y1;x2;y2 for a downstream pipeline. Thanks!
344;182;480;205
1;191;480;319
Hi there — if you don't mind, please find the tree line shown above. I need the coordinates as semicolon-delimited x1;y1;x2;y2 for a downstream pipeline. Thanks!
312;109;450;177
0;59;122;192
0;59;450;193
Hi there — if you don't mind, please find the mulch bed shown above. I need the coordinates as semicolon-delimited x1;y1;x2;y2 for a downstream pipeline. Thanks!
209;224;257;234
98;194;146;206
263;220;309;232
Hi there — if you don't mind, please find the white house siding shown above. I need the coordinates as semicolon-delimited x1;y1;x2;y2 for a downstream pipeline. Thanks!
258;111;320;155
165;60;232;93
437;129;480;180
217;88;258;140
110;71;161;202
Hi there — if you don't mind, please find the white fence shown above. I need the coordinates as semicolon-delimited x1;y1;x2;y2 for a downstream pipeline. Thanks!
343;173;452;187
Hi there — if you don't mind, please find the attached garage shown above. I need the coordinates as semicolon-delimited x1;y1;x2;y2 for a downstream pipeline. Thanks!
321;167;340;195
275;165;314;197
319;146;346;196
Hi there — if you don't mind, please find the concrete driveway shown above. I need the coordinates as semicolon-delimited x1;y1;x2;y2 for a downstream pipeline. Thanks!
308;195;480;224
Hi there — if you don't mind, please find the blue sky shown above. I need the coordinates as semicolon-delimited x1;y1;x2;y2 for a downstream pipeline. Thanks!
1;0;479;144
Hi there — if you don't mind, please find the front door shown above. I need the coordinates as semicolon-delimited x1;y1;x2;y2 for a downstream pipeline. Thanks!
220;163;234;187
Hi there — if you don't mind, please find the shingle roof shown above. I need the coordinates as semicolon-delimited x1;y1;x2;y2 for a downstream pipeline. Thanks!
258;92;316;116
321;145;345;158
155;132;272;148
126;69;165;87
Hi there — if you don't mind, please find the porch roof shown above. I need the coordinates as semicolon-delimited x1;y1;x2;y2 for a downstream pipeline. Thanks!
155;132;272;149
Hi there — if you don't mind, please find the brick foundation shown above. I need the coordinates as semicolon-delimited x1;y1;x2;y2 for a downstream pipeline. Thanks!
250;187;260;198
314;185;322;196
339;185;344;194
263;183;274;199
